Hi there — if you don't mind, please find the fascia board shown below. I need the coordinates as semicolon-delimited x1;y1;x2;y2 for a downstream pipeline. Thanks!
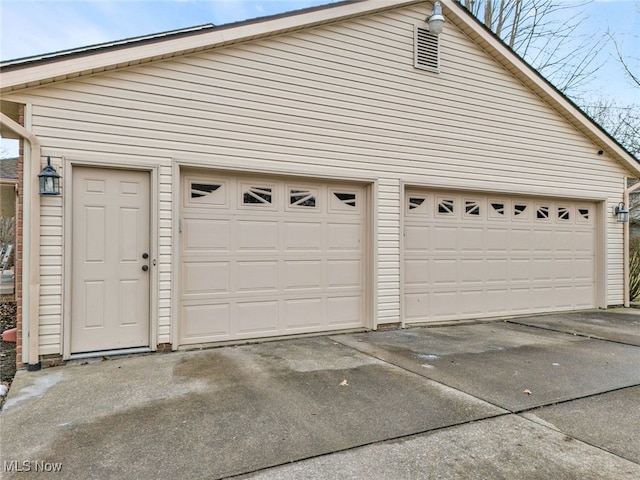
440;0;640;175
0;0;421;93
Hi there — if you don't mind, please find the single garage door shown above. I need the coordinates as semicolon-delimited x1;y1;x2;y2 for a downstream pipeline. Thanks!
404;190;596;322
180;170;366;344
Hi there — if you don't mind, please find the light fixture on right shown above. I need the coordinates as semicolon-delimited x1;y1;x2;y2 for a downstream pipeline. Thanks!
614;202;629;223
426;1;445;35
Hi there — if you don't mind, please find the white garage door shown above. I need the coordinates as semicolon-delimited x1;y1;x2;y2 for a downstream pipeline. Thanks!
404;190;596;322
180;171;366;344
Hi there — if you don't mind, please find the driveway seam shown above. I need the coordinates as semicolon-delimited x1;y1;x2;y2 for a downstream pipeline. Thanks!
506;320;640;347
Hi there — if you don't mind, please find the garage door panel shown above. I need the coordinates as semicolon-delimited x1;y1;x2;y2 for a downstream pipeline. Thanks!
237;220;279;251
184;218;230;251
554;258;574;281
180;173;366;345
327;223;361;251
554;230;575;252
575;285;595;307
460;259;483;284
237;300;279;334
574;258;594;280
183;261;230;295
509;259;529;282
432;291;457;318
511;228;533;251
575;231;595;252
237;261;279;292
433;226;458;251
284;260;322;290
432;259;457;284
285;298;323;330
487;258;509;282
405;260;429;284
327;259;361;288
460;227;484;251
460;290;483;315
284;222;323;250
405;190;596;323
532;258;553;281
553;285;574;308
327;296;362;326
405;225;429;251
486;231;509;252
405;292;429;319
182;304;230;340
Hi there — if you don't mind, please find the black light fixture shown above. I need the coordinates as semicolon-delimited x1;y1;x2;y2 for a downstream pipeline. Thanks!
614;202;629;223
38;156;61;195
426;1;445;35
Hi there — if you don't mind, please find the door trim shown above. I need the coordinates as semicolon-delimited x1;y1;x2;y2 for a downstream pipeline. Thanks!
62;160;159;360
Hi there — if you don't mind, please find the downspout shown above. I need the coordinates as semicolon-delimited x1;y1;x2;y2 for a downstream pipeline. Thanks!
0;112;42;370
624;181;640;307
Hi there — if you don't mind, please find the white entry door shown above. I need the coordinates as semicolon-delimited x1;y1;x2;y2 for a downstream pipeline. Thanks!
71;167;150;353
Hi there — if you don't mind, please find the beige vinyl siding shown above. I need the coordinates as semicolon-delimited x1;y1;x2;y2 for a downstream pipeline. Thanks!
158;164;173;343
38;159;64;355
4;4;630;353
377;179;402;323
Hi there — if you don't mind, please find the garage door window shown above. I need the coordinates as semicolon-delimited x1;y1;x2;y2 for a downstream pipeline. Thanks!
464;200;481;217
558;206;571;221
408;196;427;213
289;188;317;209
490;202;506;218
536;205;550;220
578;208;590;221
242;185;274;206
437;198;455;215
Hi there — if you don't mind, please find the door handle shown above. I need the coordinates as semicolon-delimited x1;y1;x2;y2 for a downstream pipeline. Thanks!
142;265;149;272
142;253;149;259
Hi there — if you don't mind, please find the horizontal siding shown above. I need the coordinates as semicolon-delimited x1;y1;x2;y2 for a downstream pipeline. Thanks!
5;4;630;352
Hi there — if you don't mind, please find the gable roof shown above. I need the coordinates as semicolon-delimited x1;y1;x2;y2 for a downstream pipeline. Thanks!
1;0;637;173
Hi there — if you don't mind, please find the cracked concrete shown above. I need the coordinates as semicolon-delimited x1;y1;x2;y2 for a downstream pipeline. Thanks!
1;311;639;479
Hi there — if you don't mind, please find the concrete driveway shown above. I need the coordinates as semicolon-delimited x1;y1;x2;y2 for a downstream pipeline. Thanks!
1;310;639;479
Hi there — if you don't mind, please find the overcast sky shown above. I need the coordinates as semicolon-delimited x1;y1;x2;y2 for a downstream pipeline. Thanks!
1;0;638;156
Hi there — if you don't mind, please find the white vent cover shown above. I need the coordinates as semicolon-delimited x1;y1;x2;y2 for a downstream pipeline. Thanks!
414;26;440;72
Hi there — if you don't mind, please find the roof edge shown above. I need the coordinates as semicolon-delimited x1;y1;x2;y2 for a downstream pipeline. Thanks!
442;0;639;170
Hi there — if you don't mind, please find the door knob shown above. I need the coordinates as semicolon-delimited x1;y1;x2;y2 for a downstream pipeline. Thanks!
142;265;149;272
142;253;149;259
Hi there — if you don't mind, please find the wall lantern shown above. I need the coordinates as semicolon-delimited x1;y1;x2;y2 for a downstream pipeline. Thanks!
614;202;629;223
38;157;61;195
426;1;445;35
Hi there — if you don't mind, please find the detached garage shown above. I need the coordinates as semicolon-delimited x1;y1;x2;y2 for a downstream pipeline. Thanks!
1;0;638;369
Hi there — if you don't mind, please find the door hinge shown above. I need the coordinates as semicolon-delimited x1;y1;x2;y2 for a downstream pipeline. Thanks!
179;219;182;233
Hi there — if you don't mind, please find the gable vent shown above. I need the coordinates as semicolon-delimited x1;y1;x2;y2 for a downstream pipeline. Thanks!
414;26;440;72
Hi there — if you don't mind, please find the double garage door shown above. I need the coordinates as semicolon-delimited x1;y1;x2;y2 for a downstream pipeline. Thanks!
179;171;367;344
404;190;596;322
